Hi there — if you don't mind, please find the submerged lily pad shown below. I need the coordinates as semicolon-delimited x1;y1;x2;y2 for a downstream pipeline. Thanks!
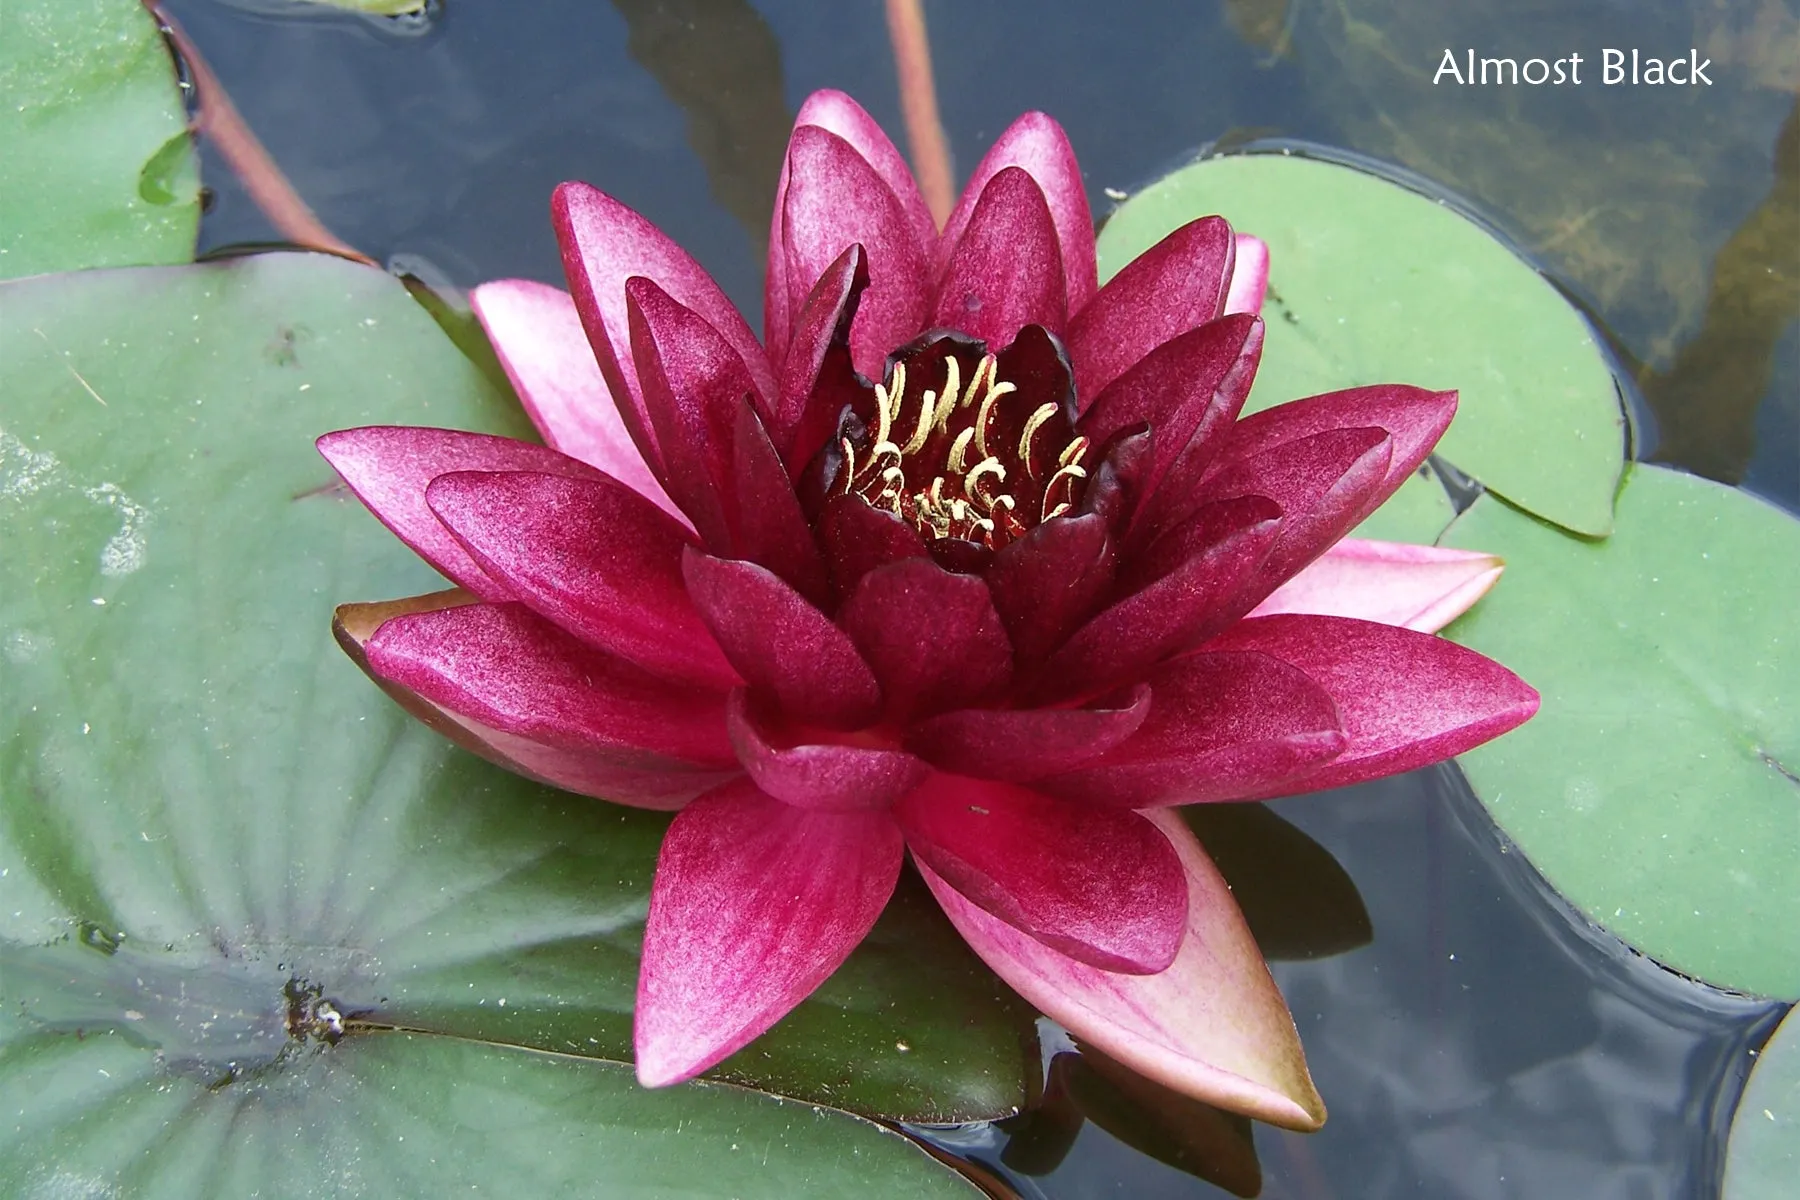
1097;153;1626;537
0;0;199;278
0;253;1033;1149
1727;1008;1800;1199
1441;465;1800;998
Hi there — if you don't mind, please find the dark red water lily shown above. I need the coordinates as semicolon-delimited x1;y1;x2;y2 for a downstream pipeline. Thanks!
319;90;1537;1129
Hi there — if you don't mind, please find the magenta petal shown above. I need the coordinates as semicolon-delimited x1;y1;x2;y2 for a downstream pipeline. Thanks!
779;125;931;379
821;494;929;599
940;111;1097;316
932;167;1067;346
335;592;731;809
773;244;868;468
625;277;762;551
1248;538;1505;633
1193;426;1394;606
1042;652;1347;807
364;600;736;767
765;90;935;358
1210;385;1458;528
1036;496;1282;698
1204;614;1541;795
469;279;683;523
682;549;882;728
316;426;606;602
422;470;738;689
636;779;903;1086
1224;235;1269;316
897;774;1187;974
726;690;926;811
1080;314;1263;525
985;512;1116;666
1067;216;1235;403
919;809;1326;1129
727;402;831;604
905;685;1150;780
839;558;1013;722
554;181;775;451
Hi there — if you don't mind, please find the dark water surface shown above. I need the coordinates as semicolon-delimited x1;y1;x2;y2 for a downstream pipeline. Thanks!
161;1;1797;1195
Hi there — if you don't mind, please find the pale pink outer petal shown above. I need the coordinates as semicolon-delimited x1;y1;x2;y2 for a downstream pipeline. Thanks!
468;279;685;525
919;809;1326;1131
635;780;904;1086
1224;235;1269;317
1248;538;1504;633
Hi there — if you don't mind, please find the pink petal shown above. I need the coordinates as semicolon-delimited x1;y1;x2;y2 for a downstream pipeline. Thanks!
1042;652;1347;807
422;470;738;689
681;549;882;729
725;690;927;811
727;402;831;605
940;111;1097;316
364;601;737;768
625;277;761;551
1079;314;1263;526
1204;614;1540;796
920;809;1326;1129
773;244;868;468
896;775;1188;974
468;278;682;523
1067;216;1235;403
904;685;1150;780
1223;234;1269;316
778;125;931;379
820;494;928;599
1034;496;1282;700
335;592;733;809
316;426;606;602
1193;426;1395;606
838;558;1013;722
637;779;904;1086
766;90;936;360
932;167;1067;346
985;511;1117;667
1208;385;1457;529
1248;538;1505;633
553;181;775;458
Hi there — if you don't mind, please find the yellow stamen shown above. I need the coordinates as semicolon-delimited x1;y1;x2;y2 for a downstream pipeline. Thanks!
931;356;962;434
965;457;1005;494
1057;436;1090;468
946;427;976;475
1018;403;1059;475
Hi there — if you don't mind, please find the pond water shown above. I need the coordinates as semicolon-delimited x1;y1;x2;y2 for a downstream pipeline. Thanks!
159;0;1797;1195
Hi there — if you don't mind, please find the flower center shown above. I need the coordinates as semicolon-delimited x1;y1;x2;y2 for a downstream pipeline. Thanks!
832;342;1090;549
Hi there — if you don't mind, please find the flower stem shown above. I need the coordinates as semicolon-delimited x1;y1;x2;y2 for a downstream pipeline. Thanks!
884;0;954;229
143;0;374;265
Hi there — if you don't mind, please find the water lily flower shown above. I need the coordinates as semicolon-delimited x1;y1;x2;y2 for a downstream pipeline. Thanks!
319;90;1537;1131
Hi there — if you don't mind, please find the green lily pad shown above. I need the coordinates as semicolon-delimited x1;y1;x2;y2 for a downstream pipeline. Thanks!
1727;1008;1800;1199
0;0;199;278
0;1020;976;1198
0;254;1033;1132
1097;153;1626;537
1440;465;1800;998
